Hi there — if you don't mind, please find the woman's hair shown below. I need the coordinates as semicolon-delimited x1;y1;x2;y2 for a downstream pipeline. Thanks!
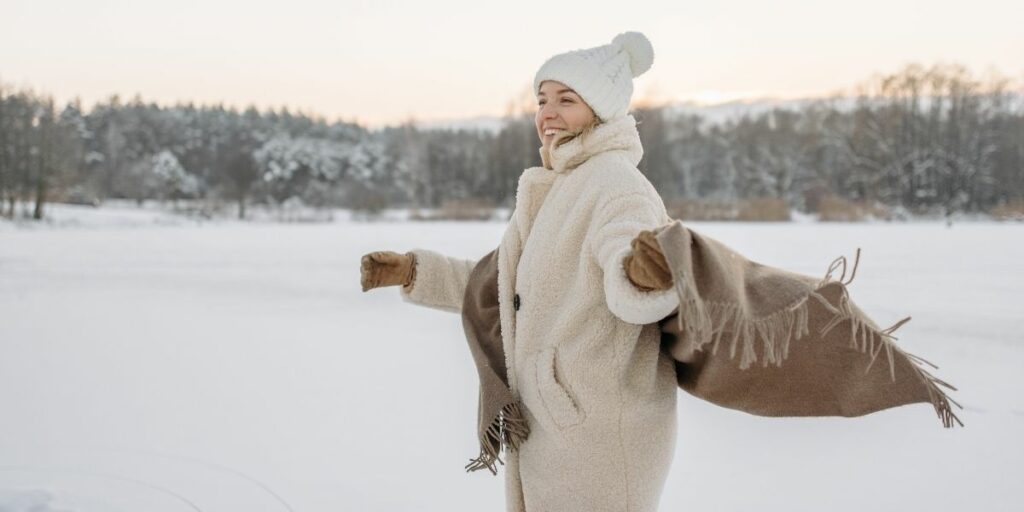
554;115;601;148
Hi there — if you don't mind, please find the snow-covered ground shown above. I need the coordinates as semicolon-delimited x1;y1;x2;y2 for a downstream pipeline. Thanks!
1;207;1022;512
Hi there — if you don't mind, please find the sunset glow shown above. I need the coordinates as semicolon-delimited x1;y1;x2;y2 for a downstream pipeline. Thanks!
1;0;1021;128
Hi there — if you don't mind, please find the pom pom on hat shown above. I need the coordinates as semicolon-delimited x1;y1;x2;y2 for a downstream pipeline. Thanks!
533;31;655;122
612;31;654;77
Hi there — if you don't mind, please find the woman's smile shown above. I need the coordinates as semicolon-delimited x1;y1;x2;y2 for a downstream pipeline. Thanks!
543;128;566;141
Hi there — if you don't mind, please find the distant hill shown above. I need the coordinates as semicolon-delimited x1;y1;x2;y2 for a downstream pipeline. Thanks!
405;97;851;133
661;96;858;124
400;91;1021;133
409;115;512;134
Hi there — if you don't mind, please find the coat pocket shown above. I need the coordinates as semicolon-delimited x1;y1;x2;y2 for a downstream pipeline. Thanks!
533;346;585;430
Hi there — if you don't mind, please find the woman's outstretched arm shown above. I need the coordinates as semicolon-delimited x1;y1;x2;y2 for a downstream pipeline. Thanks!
397;249;479;314
364;211;517;314
589;191;679;325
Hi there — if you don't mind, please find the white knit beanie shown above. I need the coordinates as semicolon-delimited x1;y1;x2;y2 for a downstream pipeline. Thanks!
533;31;655;122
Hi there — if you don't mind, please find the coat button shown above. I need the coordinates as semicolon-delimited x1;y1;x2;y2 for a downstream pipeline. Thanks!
513;293;521;311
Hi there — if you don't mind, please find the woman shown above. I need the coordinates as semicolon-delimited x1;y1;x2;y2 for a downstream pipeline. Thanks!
362;32;679;512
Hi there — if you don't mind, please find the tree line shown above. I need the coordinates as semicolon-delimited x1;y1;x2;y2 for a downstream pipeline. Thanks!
1;63;1020;220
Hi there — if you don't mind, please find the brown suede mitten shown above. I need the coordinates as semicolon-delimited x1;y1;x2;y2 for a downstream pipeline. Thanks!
360;251;417;292
623;230;673;291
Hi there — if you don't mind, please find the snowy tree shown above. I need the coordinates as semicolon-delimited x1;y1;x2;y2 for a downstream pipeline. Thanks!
2;64;1021;221
151;150;198;204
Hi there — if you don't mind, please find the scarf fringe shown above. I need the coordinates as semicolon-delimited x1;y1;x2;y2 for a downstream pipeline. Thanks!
464;400;531;475
672;248;964;428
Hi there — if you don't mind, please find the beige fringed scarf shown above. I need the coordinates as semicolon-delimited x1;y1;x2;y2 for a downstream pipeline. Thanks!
461;220;963;475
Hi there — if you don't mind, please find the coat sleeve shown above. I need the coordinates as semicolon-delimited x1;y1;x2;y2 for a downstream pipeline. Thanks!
398;249;478;314
589;192;679;325
398;211;517;314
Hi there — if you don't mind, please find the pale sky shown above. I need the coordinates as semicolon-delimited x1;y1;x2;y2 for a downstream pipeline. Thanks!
1;0;1021;129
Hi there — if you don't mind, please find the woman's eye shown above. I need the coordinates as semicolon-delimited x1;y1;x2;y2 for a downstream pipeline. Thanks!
538;98;574;106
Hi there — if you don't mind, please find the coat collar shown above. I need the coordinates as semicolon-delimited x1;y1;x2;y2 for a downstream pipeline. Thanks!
512;115;644;242
540;114;644;174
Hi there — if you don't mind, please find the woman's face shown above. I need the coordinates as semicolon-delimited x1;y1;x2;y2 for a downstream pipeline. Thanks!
535;80;597;148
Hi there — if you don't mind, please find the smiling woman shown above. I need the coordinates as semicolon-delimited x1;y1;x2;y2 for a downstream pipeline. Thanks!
536;81;600;170
361;31;682;512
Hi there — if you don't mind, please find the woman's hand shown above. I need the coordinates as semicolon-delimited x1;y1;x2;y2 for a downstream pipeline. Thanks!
360;251;417;292
623;230;673;291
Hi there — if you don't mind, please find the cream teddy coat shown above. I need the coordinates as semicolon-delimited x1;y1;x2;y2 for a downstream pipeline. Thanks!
399;114;680;512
